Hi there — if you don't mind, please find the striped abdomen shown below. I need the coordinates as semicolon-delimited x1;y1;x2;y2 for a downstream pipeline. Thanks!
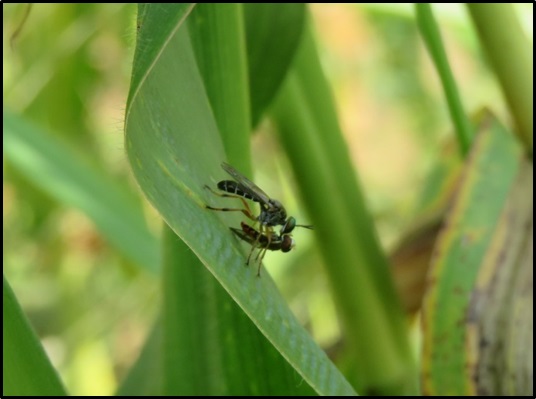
217;180;258;202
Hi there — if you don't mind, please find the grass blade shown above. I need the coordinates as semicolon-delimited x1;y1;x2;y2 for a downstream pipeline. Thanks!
3;275;67;396
125;5;356;395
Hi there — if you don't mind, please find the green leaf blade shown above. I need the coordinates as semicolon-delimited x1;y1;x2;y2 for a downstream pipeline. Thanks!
3;275;67;396
244;3;306;127
3;110;160;274
161;226;316;396
125;5;356;396
421;113;525;395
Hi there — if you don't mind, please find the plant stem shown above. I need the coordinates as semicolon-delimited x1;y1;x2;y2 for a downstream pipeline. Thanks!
467;3;533;155
416;4;473;157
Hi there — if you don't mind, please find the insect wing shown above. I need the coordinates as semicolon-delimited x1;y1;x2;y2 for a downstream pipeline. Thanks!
221;162;272;208
230;226;256;246
231;223;284;251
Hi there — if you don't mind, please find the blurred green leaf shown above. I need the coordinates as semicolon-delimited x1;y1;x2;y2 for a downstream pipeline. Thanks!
272;20;416;395
421;112;529;395
244;3;306;127
467;4;533;153
390;136;463;315
125;4;355;396
416;4;473;156
468;157;532;396
116;321;163;396
3;275;67;396
3;110;160;274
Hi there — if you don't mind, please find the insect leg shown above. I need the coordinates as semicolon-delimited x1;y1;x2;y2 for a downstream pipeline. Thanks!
204;185;256;221
246;242;258;266
205;205;258;221
246;223;264;263
255;227;274;275
254;227;273;261
256;246;269;277
204;184;253;212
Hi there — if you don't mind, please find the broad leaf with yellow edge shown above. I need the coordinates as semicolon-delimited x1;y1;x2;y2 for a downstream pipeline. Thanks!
422;111;532;395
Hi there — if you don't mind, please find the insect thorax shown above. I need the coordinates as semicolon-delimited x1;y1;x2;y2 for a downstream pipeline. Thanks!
258;199;287;227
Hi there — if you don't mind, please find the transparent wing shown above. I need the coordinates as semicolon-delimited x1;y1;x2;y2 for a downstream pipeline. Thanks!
221;162;272;207
230;226;256;246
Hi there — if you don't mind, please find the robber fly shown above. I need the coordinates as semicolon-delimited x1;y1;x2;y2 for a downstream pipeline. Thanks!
205;162;313;235
230;221;294;276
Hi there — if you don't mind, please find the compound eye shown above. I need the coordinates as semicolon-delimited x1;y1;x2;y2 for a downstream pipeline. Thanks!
281;236;294;253
281;217;296;235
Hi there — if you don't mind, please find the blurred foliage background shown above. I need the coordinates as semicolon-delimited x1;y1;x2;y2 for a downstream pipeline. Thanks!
3;3;533;395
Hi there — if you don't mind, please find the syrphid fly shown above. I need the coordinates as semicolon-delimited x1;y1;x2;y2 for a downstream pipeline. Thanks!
205;162;313;235
230;222;294;276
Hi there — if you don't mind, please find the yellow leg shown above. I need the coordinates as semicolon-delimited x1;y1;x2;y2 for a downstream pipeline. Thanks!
254;225;275;277
256;247;269;277
204;185;255;217
245;242;257;266
205;184;257;221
